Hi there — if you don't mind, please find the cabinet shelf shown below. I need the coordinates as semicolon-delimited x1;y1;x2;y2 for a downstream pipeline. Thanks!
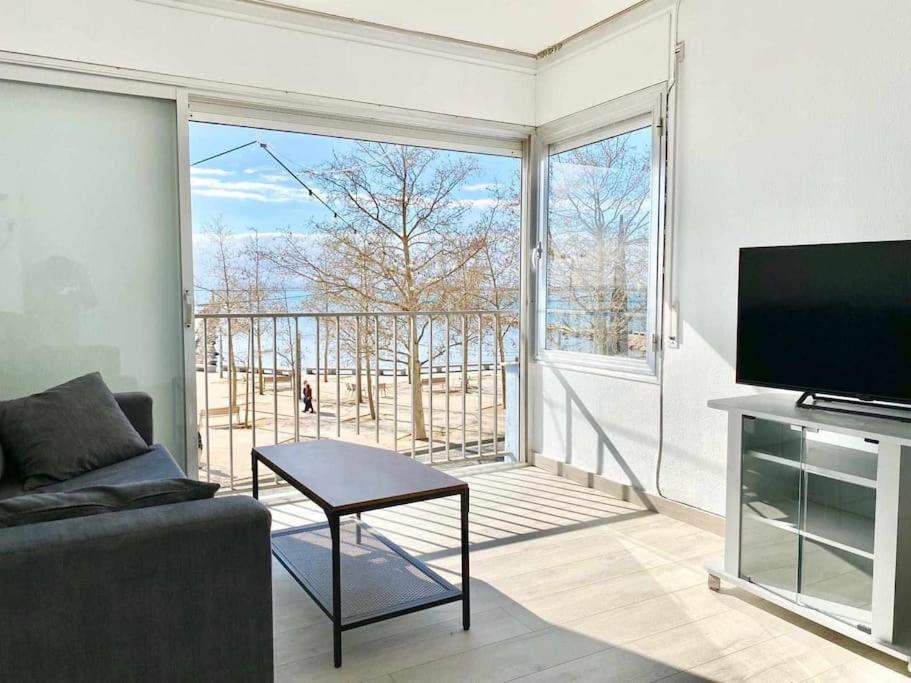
742;498;874;559
746;449;876;488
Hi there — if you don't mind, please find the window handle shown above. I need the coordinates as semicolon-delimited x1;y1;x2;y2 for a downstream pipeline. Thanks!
183;289;194;329
533;241;543;264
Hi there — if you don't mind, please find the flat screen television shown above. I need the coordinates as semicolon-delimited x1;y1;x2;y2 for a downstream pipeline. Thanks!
736;239;911;405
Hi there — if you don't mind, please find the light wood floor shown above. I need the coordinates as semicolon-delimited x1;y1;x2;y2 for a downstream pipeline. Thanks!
263;465;907;682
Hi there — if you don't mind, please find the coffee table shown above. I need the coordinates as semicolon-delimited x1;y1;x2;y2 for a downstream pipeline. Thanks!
252;440;470;668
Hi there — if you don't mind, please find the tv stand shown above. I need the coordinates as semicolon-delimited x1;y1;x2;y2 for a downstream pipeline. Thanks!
796;391;911;425
708;394;911;672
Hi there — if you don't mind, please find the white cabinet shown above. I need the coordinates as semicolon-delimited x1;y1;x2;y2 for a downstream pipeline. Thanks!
708;394;911;670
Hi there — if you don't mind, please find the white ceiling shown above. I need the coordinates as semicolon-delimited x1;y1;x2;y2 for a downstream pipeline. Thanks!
264;0;642;54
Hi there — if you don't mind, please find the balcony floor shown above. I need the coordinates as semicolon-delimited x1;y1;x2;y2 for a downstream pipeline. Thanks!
265;465;905;682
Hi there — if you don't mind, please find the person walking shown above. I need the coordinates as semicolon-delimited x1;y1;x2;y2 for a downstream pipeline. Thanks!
302;380;315;413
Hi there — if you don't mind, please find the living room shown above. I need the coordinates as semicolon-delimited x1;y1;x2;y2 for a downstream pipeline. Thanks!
2;1;910;681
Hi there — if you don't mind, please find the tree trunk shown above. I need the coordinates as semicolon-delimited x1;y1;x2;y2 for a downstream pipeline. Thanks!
355;322;364;405
611;230;629;354
243;331;251;426
409;318;428;441
594;221;610;355
498;331;507;408
227;330;236;423
365;346;377;420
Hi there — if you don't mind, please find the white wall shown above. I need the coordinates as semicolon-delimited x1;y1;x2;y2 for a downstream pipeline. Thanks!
532;0;911;515
1;0;536;125
535;3;672;124
661;0;911;513
529;1;673;494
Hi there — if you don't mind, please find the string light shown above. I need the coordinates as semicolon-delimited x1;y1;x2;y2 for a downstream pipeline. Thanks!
191;139;358;234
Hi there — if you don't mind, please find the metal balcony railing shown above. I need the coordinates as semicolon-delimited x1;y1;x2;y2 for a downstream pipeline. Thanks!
194;310;519;491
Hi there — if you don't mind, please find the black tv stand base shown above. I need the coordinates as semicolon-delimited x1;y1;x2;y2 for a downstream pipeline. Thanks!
796;392;911;424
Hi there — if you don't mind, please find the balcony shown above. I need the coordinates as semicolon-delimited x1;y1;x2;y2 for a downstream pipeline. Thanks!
196;310;520;491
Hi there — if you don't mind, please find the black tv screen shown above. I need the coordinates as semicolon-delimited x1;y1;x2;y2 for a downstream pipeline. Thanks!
736;240;911;404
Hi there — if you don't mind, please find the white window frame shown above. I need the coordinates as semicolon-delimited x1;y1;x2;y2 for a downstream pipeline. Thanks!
534;86;667;380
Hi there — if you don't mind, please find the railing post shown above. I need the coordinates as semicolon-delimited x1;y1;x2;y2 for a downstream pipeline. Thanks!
226;317;234;491
445;314;451;462
477;313;483;460
428;315;433;464
315;317;321;440
375;314;380;444
355;315;361;436
461;315;468;460
294;317;300;443
493;312;499;459
393;315;398;452
410;315;416;459
203;319;210;483
273;316;279;447
336;315;341;439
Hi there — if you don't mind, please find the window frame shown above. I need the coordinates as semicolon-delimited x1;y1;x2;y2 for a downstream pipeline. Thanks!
534;87;667;380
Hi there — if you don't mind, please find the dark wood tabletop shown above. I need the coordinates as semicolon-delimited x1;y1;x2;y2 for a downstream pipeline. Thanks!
253;440;468;514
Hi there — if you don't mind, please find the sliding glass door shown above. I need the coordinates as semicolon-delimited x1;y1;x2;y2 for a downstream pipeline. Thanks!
0;78;190;467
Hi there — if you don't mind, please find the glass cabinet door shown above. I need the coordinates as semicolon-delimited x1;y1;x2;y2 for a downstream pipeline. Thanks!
798;430;877;628
739;417;803;599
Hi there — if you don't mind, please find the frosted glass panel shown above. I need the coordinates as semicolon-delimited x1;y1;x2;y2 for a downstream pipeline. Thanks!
0;80;186;466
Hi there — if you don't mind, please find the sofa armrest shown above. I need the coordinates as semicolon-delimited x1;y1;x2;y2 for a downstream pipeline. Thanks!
114;391;154;445
0;496;273;683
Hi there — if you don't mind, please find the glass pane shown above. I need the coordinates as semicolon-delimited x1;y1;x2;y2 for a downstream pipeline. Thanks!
0;81;186;466
545;126;652;358
804;430;877;483
803;473;875;555
739;417;802;598
189;121;521;487
799;538;873;626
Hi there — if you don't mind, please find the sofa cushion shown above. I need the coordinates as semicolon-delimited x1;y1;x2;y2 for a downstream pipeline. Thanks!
35;444;184;493
0;471;23;502
0;372;150;490
0;478;219;528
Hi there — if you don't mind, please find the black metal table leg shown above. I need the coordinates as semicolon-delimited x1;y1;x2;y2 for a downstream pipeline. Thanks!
330;513;342;667
461;490;470;631
252;452;258;500
356;511;362;544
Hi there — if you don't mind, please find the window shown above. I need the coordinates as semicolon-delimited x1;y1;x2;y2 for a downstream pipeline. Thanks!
538;97;664;376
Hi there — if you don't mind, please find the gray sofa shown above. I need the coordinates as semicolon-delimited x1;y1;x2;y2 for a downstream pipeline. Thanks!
0;393;274;682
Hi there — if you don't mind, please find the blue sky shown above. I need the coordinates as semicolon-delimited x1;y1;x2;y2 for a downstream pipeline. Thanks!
189;121;519;238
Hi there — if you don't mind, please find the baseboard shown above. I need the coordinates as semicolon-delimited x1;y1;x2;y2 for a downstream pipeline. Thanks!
530;451;724;536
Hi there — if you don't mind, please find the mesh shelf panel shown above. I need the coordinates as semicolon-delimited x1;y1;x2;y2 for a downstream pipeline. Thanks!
272;520;458;625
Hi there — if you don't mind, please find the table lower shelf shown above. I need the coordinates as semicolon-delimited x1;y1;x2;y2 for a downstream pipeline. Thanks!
273;519;463;630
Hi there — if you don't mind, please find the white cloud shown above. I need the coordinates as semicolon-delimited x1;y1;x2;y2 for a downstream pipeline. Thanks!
463;182;496;192
454;197;499;210
190;167;233;177
258;173;292;183
191;176;315;204
192;230;307;243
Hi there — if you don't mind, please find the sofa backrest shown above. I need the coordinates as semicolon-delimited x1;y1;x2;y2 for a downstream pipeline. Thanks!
113;392;154;446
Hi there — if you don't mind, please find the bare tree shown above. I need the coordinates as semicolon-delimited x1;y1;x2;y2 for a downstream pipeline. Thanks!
472;180;521;403
546;131;651;356
267;142;485;441
197;217;248;423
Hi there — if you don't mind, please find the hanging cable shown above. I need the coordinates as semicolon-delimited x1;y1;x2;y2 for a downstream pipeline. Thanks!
256;142;357;233
190;137;358;233
190;140;259;167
